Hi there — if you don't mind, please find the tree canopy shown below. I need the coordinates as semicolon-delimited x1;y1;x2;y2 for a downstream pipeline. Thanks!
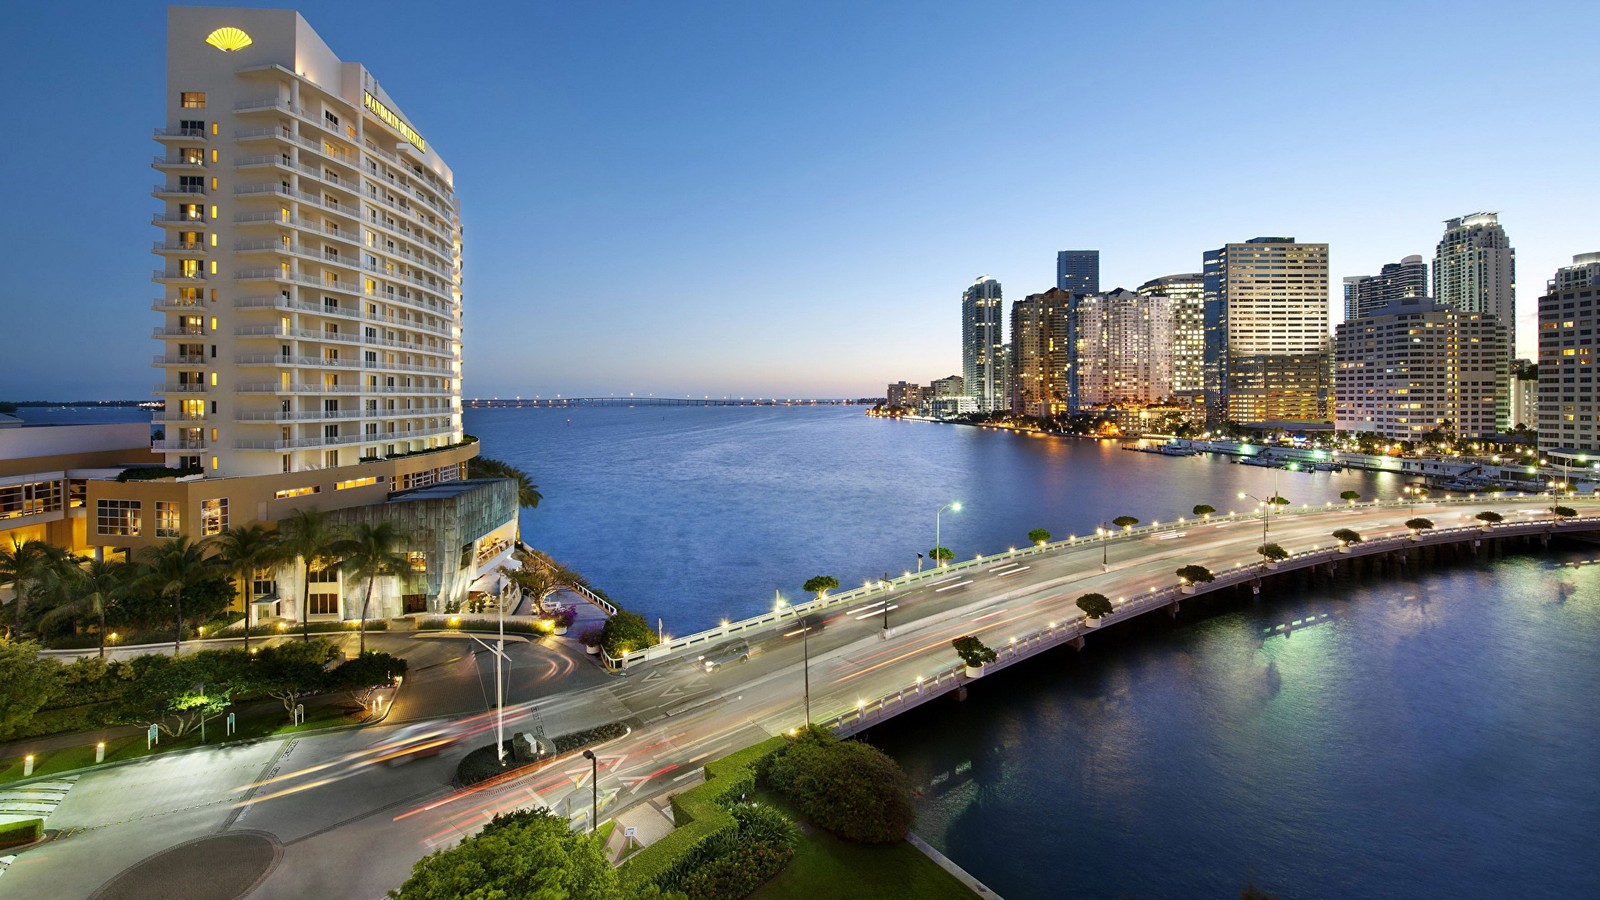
1405;518;1435;531
599;611;658;657
467;457;543;510
1076;593;1114;618
764;727;914;845
0;639;60;740
1192;504;1215;517
1258;543;1289;561
1331;528;1363;544
391;807;638;900
1027;528;1051;545
1112;516;1140;528
801;575;839;598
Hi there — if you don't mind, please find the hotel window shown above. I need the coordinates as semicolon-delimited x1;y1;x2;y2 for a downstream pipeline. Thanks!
308;593;340;616
251;567;276;599
154;500;181;538
181;147;204;165
0;480;63;520
96;499;142;536
180;92;206;108
200;498;228;536
181;203;204;221
179;119;205;134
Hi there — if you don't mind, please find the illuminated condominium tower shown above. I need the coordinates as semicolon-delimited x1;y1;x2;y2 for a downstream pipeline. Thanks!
1009;288;1072;417
962;276;1007;413
1434;213;1515;326
152;7;463;477
1203;237;1331;424
1070;289;1176;407
1136;273;1205;396
1538;253;1600;459
1342;255;1428;321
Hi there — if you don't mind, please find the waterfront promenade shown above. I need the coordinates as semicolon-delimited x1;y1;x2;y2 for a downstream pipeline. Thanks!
7;494;1600;897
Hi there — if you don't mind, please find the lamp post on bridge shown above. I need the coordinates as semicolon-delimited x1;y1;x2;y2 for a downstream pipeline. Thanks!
775;592;811;724
934;501;961;568
1098;523;1109;572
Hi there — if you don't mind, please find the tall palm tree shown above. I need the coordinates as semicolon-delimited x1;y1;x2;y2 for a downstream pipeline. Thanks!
212;524;285;656
277;508;345;643
467;457;542;509
138;536;217;656
41;558;128;659
337;521;410;654
0;538;55;639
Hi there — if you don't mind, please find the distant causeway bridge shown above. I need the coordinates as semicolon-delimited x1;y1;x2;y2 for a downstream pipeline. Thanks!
465;397;865;409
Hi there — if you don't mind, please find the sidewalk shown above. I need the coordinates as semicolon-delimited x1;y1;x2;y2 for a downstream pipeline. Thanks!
604;794;681;865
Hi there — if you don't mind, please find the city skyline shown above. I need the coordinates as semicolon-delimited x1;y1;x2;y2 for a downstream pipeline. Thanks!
4;0;1598;399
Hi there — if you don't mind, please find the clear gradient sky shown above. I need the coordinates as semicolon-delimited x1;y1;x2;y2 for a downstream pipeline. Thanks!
3;0;1596;400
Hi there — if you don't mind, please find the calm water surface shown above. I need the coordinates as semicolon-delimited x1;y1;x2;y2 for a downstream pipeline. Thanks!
467;406;1410;632
866;553;1600;899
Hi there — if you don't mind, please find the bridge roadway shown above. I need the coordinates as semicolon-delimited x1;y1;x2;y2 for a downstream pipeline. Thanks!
267;496;1600;887
21;496;1600;898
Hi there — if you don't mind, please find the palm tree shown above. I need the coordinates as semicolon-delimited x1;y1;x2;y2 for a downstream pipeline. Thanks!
277;508;346;642
337;521;410;654
0;538;55;639
139;536;218;656
467;457;542;508
41;558;127;659
212;524;285;656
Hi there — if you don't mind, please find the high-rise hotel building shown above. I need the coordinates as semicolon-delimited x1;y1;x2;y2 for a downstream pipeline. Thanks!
66;7;520;622
1537;253;1600;460
1434;213;1515;326
152;7;463;478
1136;273;1205;396
1203;237;1331;424
1342;255;1428;321
1009;288;1072;417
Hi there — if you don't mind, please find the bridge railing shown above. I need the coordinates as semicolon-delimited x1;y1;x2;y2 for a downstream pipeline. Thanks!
607;493;1574;669
816;513;1598;734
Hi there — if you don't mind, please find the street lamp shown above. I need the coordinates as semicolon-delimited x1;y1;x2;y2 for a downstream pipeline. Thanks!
934;501;961;568
775;592;811;724
1238;492;1274;551
491;583;507;762
582;749;598;833
1097;524;1109;572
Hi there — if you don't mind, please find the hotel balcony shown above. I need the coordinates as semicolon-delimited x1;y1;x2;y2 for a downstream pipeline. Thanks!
234;96;303;116
153;326;206;337
152;156;207;170
152;183;207;199
152;269;207;284
153;127;207;141
152;354;207;366
155;438;208;451
234;426;453;452
152;241;205;254
152;213;210;227
154;383;207;394
149;297;203;312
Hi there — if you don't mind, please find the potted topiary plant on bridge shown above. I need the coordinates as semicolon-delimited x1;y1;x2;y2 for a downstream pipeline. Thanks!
1193;504;1215;519
1474;511;1503;530
928;547;955;568
1551;506;1578;524
1331;528;1362;552
1076;592;1114;625
1112;515;1140;530
1258;543;1288;569
952;635;998;678
1174;565;1214;594
1405;518;1434;540
1027;528;1051;547
1340;490;1361;505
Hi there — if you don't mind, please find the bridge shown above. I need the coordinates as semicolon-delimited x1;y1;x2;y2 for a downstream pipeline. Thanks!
15;494;1600;897
464;397;864;408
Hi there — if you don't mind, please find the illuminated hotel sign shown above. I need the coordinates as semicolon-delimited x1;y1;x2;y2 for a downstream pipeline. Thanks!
363;91;426;152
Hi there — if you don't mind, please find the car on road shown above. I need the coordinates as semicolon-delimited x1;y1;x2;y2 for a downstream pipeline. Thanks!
381;721;463;766
698;640;751;672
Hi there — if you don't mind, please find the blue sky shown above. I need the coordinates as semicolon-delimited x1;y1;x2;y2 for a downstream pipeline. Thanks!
3;0;1596;399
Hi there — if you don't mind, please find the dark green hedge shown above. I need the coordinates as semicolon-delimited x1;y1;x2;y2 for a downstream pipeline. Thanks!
621;735;787;891
0;818;42;848
765;727;915;844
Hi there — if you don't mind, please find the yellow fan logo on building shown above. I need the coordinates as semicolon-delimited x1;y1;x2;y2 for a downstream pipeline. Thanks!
205;27;253;52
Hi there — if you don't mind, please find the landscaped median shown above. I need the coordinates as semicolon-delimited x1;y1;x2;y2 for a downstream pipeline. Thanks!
0;818;42;850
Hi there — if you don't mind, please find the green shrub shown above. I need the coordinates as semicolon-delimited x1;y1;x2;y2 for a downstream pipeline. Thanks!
552;722;628;753
0;818;42;848
621;736;786;892
1075;593;1114;619
676;838;792;899
600;611;658;657
950;635;997;668
1174;564;1215;583
1331;528;1363;544
764;727;914;844
1258;542;1289;561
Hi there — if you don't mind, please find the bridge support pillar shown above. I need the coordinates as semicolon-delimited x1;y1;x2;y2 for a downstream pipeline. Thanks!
955;686;968;703
1541;532;1551;548
1069;636;1085;651
1168;601;1179;618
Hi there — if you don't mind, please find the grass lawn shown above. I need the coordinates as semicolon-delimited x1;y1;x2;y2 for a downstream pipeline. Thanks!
750;789;974;900
0;698;361;786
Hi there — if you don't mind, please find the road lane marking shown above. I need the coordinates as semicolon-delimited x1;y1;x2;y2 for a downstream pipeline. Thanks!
997;566;1032;578
935;580;973;592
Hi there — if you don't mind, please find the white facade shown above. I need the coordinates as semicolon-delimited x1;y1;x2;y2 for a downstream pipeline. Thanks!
1071;289;1176;407
1204;238;1331;423
1334;297;1509;440
1137;274;1204;395
152;8;464;479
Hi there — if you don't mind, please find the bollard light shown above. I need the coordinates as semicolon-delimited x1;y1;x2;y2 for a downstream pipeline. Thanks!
96;742;106;764
24;754;35;777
